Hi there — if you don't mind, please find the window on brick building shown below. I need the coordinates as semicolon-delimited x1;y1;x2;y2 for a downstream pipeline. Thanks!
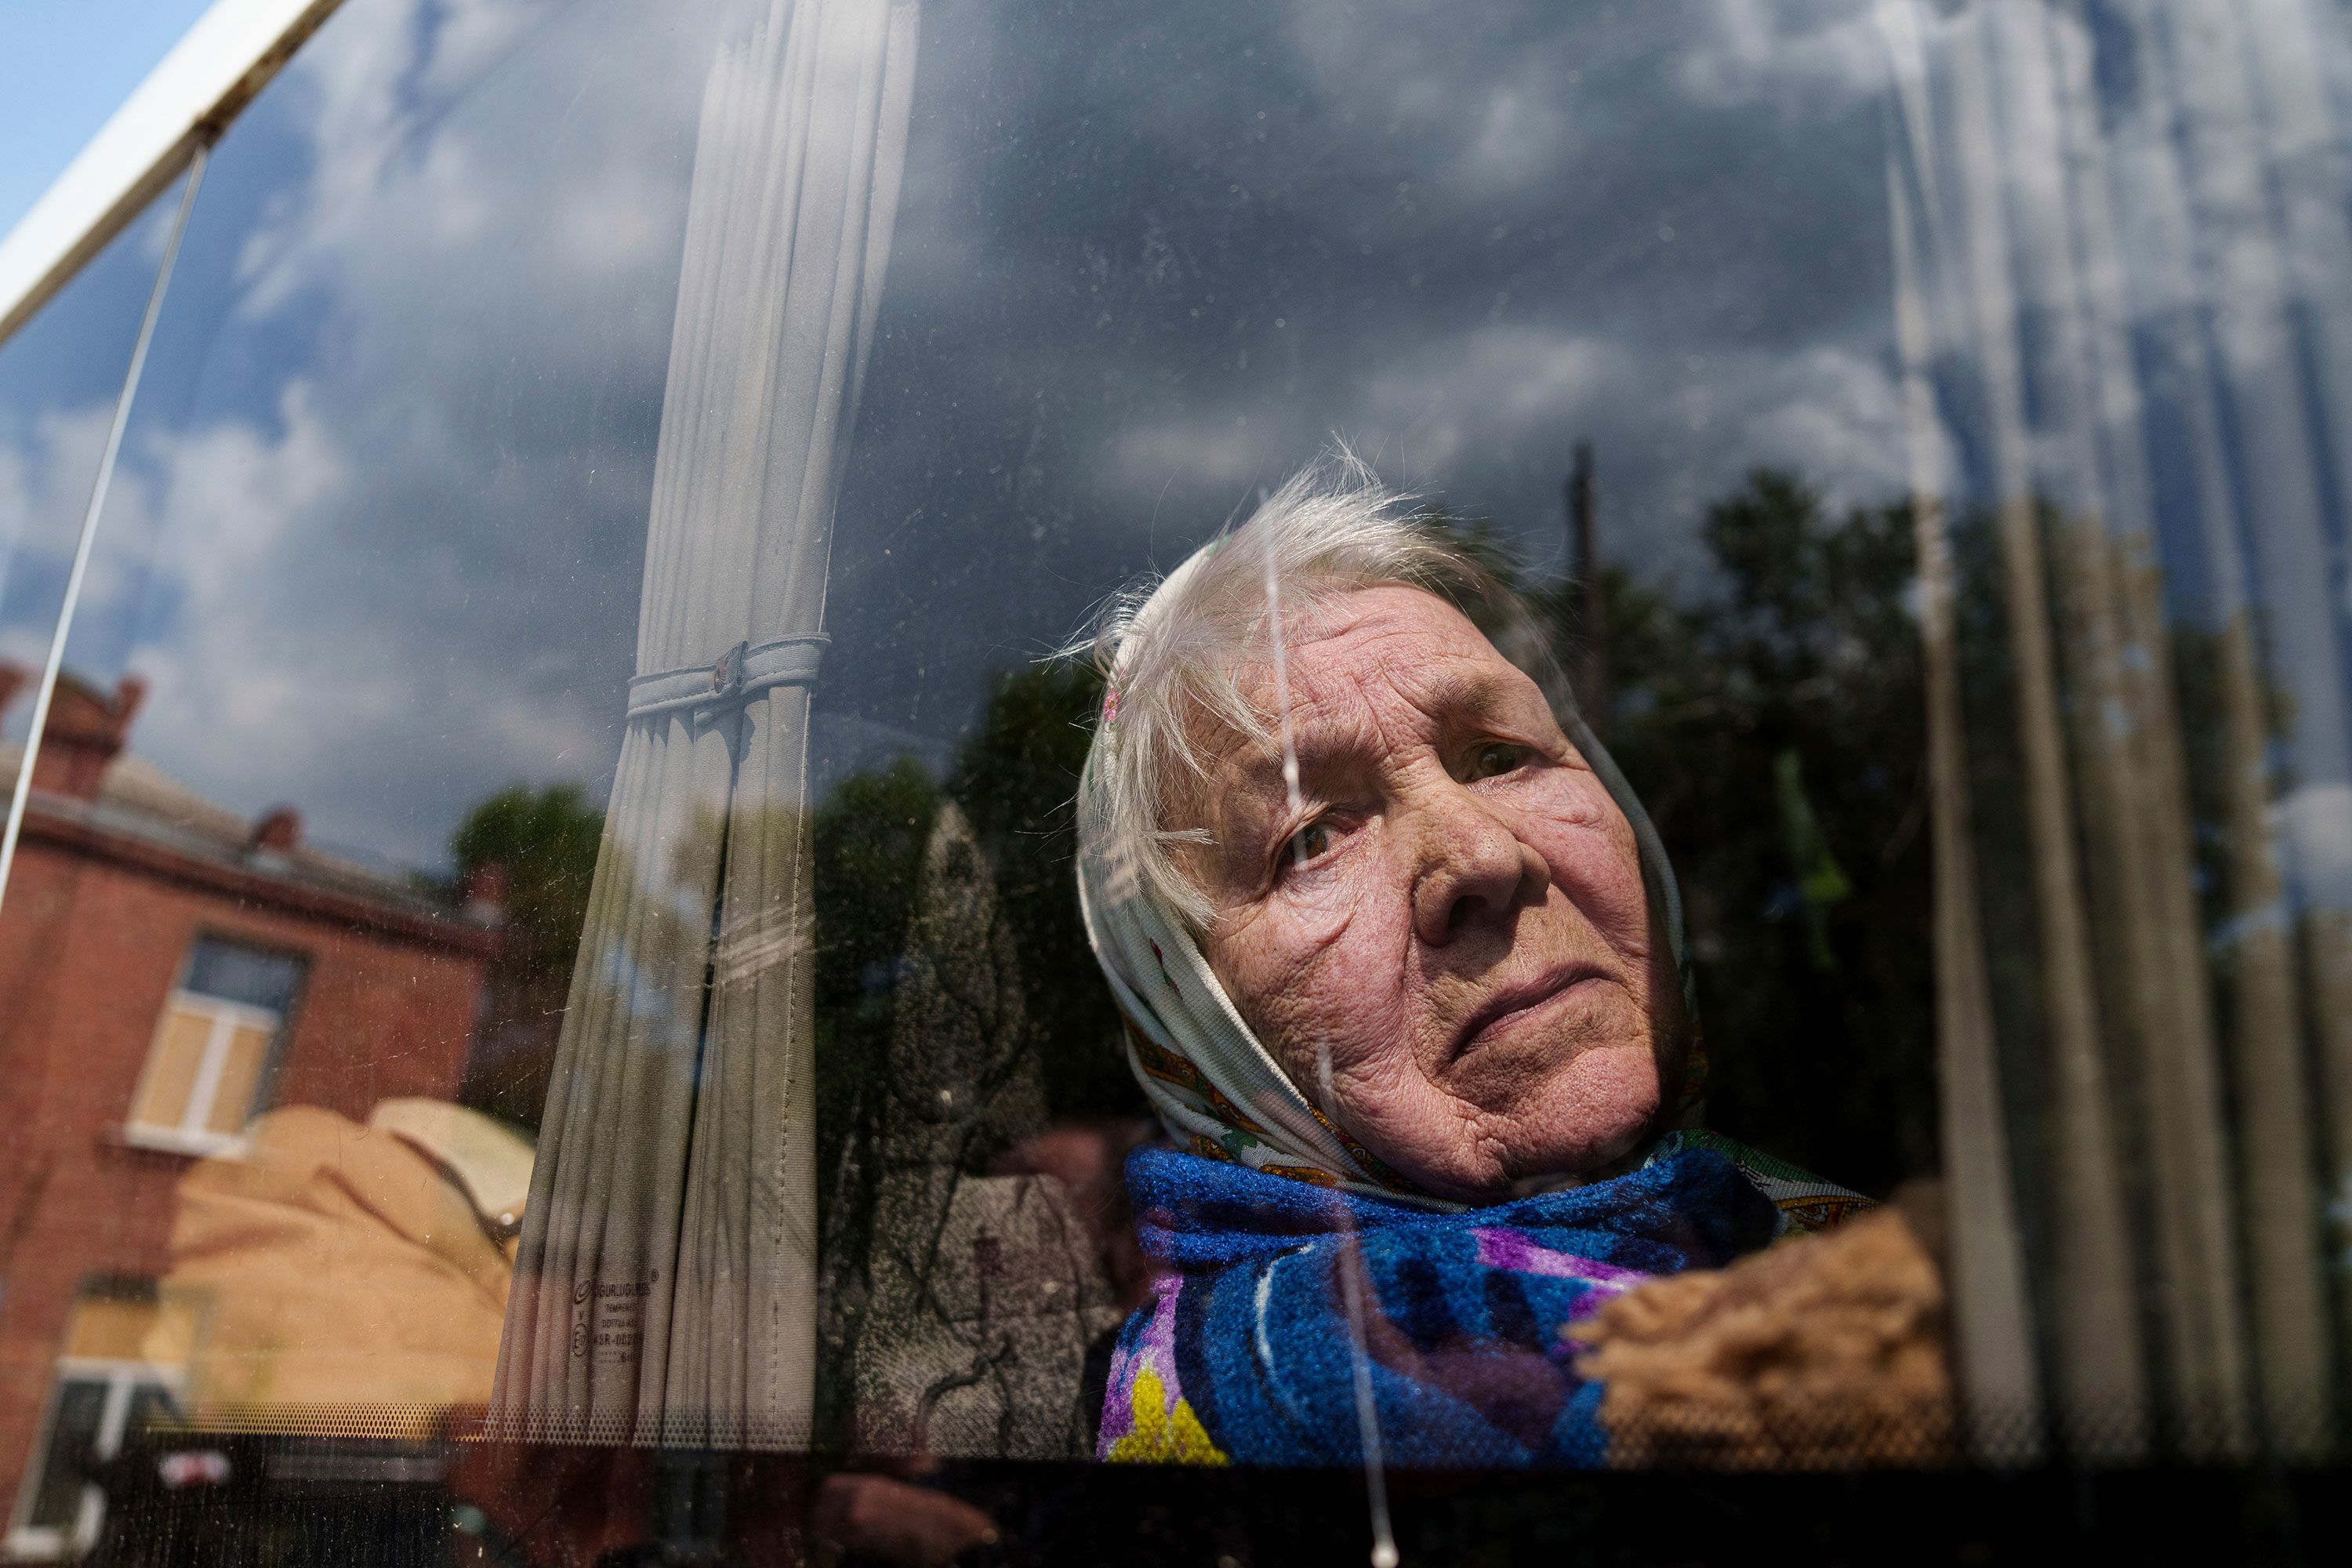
122;938;305;1158
5;1283;189;1560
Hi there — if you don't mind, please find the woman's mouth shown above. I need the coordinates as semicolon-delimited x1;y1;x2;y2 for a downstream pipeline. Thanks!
1453;967;1610;1060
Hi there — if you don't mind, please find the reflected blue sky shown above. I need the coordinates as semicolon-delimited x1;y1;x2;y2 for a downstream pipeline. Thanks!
0;176;182;746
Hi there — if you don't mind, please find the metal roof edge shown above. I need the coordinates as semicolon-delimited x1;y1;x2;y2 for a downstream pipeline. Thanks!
0;0;347;348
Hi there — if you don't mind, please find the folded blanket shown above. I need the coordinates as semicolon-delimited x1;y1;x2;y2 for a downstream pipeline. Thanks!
1571;1199;1953;1466
157;1103;529;1429
1098;1136;1783;1468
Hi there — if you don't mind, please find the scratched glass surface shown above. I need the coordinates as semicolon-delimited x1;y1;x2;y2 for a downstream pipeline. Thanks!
0;0;2345;1559
0;180;186;785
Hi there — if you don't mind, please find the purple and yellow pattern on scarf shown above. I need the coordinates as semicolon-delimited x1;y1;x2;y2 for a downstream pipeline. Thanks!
1097;1273;1230;1465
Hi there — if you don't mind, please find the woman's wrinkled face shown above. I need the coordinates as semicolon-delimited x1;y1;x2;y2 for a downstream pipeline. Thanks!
1183;585;1677;1203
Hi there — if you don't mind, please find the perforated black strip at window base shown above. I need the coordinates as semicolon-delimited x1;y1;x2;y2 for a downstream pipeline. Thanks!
75;1431;2351;1568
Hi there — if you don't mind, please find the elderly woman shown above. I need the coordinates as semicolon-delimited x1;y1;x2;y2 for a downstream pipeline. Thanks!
1076;462;1867;1468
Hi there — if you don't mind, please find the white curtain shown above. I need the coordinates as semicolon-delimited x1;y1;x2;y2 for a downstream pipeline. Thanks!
492;0;920;1448
1882;0;2352;1461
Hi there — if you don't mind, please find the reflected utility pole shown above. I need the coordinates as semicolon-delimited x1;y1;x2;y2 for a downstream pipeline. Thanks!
1565;442;1607;735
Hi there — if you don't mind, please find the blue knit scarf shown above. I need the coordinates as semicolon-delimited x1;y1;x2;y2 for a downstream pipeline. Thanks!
1096;1134;1784;1468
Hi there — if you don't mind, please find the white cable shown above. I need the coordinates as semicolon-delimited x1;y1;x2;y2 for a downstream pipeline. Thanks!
1262;540;1399;1568
0;143;207;920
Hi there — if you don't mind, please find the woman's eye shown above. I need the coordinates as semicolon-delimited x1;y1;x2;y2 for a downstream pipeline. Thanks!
1467;742;1526;780
1283;819;1338;866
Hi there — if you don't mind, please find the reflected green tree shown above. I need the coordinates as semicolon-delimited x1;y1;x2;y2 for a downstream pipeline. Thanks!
1536;470;1937;1196
810;671;1122;1451
813;753;948;1405
450;782;606;1131
949;659;1124;1118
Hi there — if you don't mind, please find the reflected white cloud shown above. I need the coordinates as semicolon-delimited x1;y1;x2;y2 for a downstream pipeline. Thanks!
1679;0;1886;111
2276;781;2352;911
1091;327;1901;570
34;0;723;866
1716;344;1907;501
1280;0;1585;201
0;403;111;666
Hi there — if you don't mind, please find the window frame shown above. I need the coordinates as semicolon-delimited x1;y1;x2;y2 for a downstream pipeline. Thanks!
4;1356;183;1560
118;933;304;1159
0;0;340;350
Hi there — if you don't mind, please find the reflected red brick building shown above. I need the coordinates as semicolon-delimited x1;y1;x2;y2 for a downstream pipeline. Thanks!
0;669;500;1555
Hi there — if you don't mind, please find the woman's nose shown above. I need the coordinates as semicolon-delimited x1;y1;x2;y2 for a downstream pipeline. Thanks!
1410;784;1550;946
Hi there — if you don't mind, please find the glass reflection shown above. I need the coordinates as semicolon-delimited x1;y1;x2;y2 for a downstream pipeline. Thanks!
800;0;1954;1490
0;178;187;788
1882;0;2352;1464
827;0;1925;1178
0;0;2341;1552
0;174;194;1561
0;0;733;1543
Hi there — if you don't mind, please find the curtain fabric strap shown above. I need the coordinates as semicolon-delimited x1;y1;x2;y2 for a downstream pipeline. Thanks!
626;634;828;721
